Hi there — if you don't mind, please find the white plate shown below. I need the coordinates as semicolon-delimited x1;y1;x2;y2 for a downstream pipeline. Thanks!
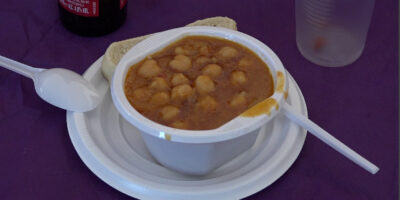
66;57;308;200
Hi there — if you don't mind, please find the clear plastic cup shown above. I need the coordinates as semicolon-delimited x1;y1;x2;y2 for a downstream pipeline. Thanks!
295;0;375;67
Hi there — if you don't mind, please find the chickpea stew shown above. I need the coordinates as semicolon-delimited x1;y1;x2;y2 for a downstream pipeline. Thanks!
124;36;274;130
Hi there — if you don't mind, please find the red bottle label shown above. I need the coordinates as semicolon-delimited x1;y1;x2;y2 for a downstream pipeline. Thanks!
120;0;127;9
59;0;99;17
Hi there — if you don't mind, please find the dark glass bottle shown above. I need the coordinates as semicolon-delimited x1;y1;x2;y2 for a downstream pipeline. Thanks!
59;0;127;36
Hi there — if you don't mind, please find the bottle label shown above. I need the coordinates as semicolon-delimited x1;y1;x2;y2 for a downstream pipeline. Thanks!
120;0;127;9
59;0;99;17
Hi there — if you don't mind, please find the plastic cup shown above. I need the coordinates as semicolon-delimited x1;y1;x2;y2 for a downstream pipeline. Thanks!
295;0;375;67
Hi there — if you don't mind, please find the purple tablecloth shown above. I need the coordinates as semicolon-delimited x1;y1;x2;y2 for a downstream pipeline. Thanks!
0;0;398;199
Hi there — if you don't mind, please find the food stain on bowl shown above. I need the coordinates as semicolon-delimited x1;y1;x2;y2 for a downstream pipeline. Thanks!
240;97;278;117
159;131;172;141
276;71;285;93
240;70;286;117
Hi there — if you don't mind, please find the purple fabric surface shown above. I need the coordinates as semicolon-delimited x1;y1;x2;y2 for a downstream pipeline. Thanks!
0;0;398;199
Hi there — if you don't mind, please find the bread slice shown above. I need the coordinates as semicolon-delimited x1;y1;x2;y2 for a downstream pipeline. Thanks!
101;16;237;81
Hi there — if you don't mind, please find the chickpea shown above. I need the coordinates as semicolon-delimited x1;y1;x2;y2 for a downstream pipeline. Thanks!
195;75;215;94
174;46;185;55
171;73;190;86
230;71;247;86
171;84;193;101
132;87;152;101
202;64;222;78
149;77;169;91
169;54;192;72
171;120;188;129
199;46;209;56
217;46;238;60
195;56;212;66
150;92;170;106
230;91;247;107
161;105;180;121
157;57;171;68
180;44;197;56
185;48;197;56
195;95;218;111
138;59;161;78
238;58;252;68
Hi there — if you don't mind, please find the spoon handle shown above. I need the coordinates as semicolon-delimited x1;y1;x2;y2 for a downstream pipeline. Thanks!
0;55;44;79
282;102;379;174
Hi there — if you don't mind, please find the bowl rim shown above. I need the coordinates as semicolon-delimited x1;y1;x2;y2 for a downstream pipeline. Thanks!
111;26;288;143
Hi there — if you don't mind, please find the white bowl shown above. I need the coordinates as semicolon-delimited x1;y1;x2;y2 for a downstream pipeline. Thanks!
111;26;288;175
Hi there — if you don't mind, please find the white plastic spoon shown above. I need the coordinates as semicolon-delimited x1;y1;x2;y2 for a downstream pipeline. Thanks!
0;55;100;112
282;102;379;174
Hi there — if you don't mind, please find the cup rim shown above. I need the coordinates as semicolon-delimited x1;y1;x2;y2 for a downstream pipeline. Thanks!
111;26;288;143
